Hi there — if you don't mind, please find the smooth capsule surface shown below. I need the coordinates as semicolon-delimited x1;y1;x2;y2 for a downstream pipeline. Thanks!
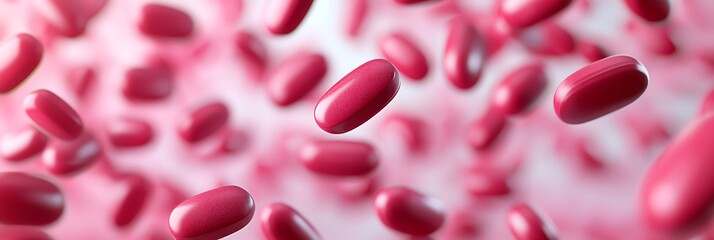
491;62;548;116
265;0;314;35
261;203;321;240
518;23;575;56
467;110;508;150
114;174;151;227
465;171;511;197
0;172;64;225
0;34;43;93
299;140;378;176
314;59;400;134
0;126;48;162
178;102;229;143
139;4;194;38
554;55;648;124
507;203;558;240
169;186;255;240
24;89;84;140
42;132;101;175
443;18;486;90
267;52;327;106
374;187;445;236
34;0;88;37
500;0;573;29
123;66;173;101
624;0;669;22
379;33;429;80
105;118;153;148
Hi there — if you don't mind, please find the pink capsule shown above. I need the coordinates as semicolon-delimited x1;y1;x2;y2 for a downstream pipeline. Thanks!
299;140;379;177
105;118;153;148
178;102;229;143
314;59;400;134
122;66;173;101
499;0;573;29
261;203;321;240
0;227;51;240
554;55;648;124
518;23;575;56
624;0;669;22
699;90;714;116
344;0;368;37
393;0;440;5
575;139;604;170
443;18;486;90
383;114;426;153
265;0;314;35
640;113;714;230
465;171;511;197
42;132;101;175
66;66;95;99
374;187;445;236
490;62;548;116
578;41;608;62
80;0;108;19
24;89;84;140
507;203;558;240
169;186;255;240
234;31;268;80
0;126;48;162
35;0;88;37
114;174;151;227
139;4;194;38
0;172;64;225
627;20;676;55
217;128;250;154
467;110;508;150
0;34;43;93
379;33;429;81
267;51;327;106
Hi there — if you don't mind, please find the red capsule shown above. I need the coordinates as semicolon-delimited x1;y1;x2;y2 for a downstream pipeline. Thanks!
169;186;255;240
465;171;511;197
267;51;327;106
640;113;714;230
491;62;548;116
499;0;573;29
178;102;229;143
699;90;714;116
314;59;400;134
114;174;152;227
66;66;95;99
0;34;43;93
42;132;101;175
24;89;84;140
624;0;669;22
379;33;429;80
374;187;445;236
122;66;173;101
234;31;268;80
105;118;153;148
34;0;88;37
443;18;486;90
518;23;575;56
344;0;367;37
467;110;508;150
0;227;52;240
0;126;48;162
139;4;194;38
578;41;608;62
0;172;64;225
261;203;321;240
507;203;558;240
393;0;440;5
299;140;378;177
554;55;648;124
265;0;314;35
81;0;108;19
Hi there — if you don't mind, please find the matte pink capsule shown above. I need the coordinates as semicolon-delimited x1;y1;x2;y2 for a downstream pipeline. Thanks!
518;23;575;56
374;187;445;236
379;33;429;80
314;59;400;134
24;89;84;140
114;174;151;227
640;113;714;230
106;118;153;148
261;203;321;240
265;0;314;35
344;0;367;37
234;31;268;80
169;186;255;240
34;0;88;37
624;0;669;22
467;110;508;150
123;66;173;101
507;203;558;240
443;18;486;90
299;140;379;177
0;126;48;162
465;171;511;197
139;4;194;38
554;55;648;124
0;34;43;93
499;0;573;29
267;52;327;106
0;172;64;225
42;132;101;175
578;41;608;62
178;102;229;143
491;62;548;116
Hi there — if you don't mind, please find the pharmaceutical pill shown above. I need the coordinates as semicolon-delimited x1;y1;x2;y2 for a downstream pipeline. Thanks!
105;118;153;148
374;187;445;236
379;33;429;80
499;0;573;29
24;89;84;140
122;66;173;101
42;132;101;175
0;172;64;225
382;114;427;153
465;171;511;197
518;23;575;56
314;59;399;134
169;186;255;240
114;174;151;227
66;66;95;99
554;55;648;124
623;0;669;22
490;62;548;116
234;31;268;80
0;34;43;93
34;0;88;37
265;0;314;35
178;102;229;143
0;126;48;162
299;140;378;177
626;20;676;56
344;0;367;37
467;110;508;150
261;203;321;240
507;203;558;240
139;4;194;38
578;41;608;62
267;51;327;106
443;18;486;90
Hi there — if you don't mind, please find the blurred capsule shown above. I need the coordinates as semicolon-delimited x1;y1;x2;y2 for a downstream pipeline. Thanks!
465;171;510;197
34;0;88;37
393;0;440;4
139;3;194;38
267;51;327;106
626;20;676;55
114;173;152;227
42;132;101;175
261;203;321;240
623;0;669;22
379;33;429;81
0;226;52;240
178;102;229;143
443;18;486;90
499;0;572;29
344;0;368;37
265;0;314;35
518;23;575;56
382;114;427;153
507;203;558;240
169;186;255;240
490;62;548;116
0;33;43;93
66;66;95;99
300;140;379;177
217;128;250;154
234;31;269;81
24;89;84;141
122;66;173;101
467;110;508;151
0;172;64;225
578;40;608;62
374;187;445;236
0;126;48;162
105;118;153;148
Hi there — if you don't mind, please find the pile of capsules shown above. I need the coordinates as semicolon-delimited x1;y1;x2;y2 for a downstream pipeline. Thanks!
0;0;712;239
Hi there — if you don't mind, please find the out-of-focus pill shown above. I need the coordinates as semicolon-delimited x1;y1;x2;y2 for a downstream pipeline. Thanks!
34;0;88;37
265;0;314;35
379;33;429;81
393;0;440;5
491;62;548;116
575;139;605;170
234;31;268;80
467;110;508;150
299;140;378;177
0;126;48;162
114;174;151;227
578;41;608;62
624;0;669;22
122;66;173;101
344;0;367;37
443;18;486;90
499;0;573;29
640;113;714;231
626;20;676;56
105;118;153;148
178;102;229;143
139;4;194;38
80;0;108;19
518;23;575;56
0;34;43;93
374;187;445;236
217;128;250;154
0;172;64;225
261;203;321;240
699;90;714;116
169;186;255;240
66;66;95;99
507;203;558;240
465;171;511;197
267;51;327;106
554;55;648;124
24;89;84;140
42;132;101;175
382;114;427;153
314;59;400;134
0;227;52;240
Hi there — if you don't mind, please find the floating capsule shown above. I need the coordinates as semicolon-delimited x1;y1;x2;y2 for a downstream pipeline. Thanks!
139;3;194;38
299;140;378;177
490;62;548;116
267;51;327;106
261;203;321;240
623;0;669;22
499;0;573;29
443;18;486;90
114;174;151;227
178;102;229;143
265;0;314;35
42;132;101;175
25;89;84;140
0;172;64;225
507;203;558;240
379;33;429;81
0;126;48;162
374;187;445;236
105;118;153;148
169;186;255;240
0;34;43;93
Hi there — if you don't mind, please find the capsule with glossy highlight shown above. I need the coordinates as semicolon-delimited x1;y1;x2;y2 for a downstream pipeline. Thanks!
261;203;321;240
499;0;573;29
490;62;548;116
178;102;229;143
42;132;101;175
0;126;48;162
24;89;84;140
0;34;43;93
507;203;558;240
265;0;314;35
443;18;486;90
374;187;445;236
300;140;378;177
122;66;173;101
267;51;327;106
379;33;429;80
169;186;255;240
105;118;153;148
0;172;64;225
34;0;88;37
138;4;194;38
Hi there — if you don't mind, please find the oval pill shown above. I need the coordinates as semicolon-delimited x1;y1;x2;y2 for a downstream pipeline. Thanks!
139;3;194;38
34;0;88;37
24;89;84;140
178;102;229;143
299;140;378;177
42;132;101;175
169;186;255;240
490;62;548;116
0;172;64;225
114;174;151;227
443;18;486;90
499;0;573;29
578;41;608;62
374;187;445;236
105;118;153;148
0;34;43;93
379;33;429;80
467;110;508;150
122;66;173;101
518;23;575;56
624;0;669;22
265;0;314;35
234;31;268;80
1;126;48;162
507;203;558;240
261;203;321;240
267;51;327;106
